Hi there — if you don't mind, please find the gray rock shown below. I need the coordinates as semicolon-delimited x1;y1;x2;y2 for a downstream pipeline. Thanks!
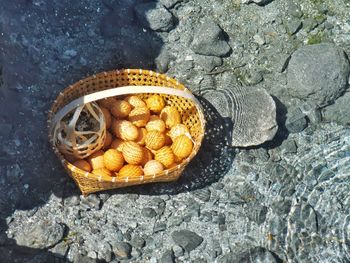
204;86;278;147
191;20;231;57
113;242;132;259
245;204;268;225
194;54;223;72
171;230;203;252
322;91;350;125
172;245;184;257
222;247;281;263
285;19;302;35
62;49;77;59
160;249;175;263
242;0;274;5
80;194;101;210
141;207;157;218
135;3;175;32
287;43;350;107
153;222;167;233
16;221;66;249
97;242;113;262
285;107;308;133
280;139;298;154
192;188;211;202
130;235;145;249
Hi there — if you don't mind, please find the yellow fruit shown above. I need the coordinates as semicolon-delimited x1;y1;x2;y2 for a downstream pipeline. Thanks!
103;131;113;149
155;146;175;168
118;164;143;178
146;115;166;133
110;99;132;118
112;120;139;141
143;160;164;176
125;95;146;108
128;107;150;127
171;135;193;159
98;97;117;109
87;150;105;170
141;147;153;166
72;159;92;172
100;107;112;129
135;128;147;146
145;130;166;150
92;168;113;177
146;95;165;113
122;141;144;165
168;124;190;141
160;106;181;128
103;149;124;172
110;138;125;152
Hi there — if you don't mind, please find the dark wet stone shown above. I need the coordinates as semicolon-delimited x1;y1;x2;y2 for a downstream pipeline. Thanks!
171;230;203;252
113;242;132;259
160;249;175;263
285;107;308;133
141;207;157;218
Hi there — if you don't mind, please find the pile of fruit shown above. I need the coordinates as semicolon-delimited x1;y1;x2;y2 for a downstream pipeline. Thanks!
70;94;194;178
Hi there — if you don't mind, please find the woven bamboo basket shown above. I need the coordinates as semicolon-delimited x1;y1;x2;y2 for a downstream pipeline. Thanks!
48;69;206;195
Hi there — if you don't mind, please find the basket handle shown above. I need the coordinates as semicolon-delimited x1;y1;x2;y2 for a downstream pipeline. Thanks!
50;85;202;133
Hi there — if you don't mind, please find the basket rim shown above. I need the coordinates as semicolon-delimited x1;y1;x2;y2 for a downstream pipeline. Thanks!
47;68;206;183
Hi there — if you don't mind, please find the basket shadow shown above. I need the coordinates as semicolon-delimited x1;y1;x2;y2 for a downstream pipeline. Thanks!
106;96;236;196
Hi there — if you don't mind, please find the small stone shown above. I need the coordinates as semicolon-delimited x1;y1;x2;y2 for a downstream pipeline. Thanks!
16;221;66;249
160;249;175;263
168;216;183;227
285;107;308;133
130;235;145;248
194;55;223;72
285;19;302;35
192;188;211;202
113;242;132;259
62;49;77;59
141;207;157;218
191;19;231;57
87;251;98;259
245;204;268;225
172;245;184;257
322;91;350;125
80;194;101;210
153;222;167;233
242;0;274;5
64;195;80;206
97;242;113;262
156;49;172;73
245;71;263;86
171;230;203;252
280;139;298;154
135;3;175;32
253;34;265;46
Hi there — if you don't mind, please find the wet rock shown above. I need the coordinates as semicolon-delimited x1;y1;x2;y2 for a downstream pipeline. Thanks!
172;245;184;257
153;222;167;233
280;139;298;154
141;207;157;218
285;107;308;133
194;54;223;72
245;204;268;225
242;0;274;5
285;18;302;35
113;242;132;259
97;242;113;262
171;230;203;252
135;3;175;32
287;43;350;107
191;20;231;57
192;188;211;202
80;194;101;210
226;247;281;262
130;235;145;249
160;249;175;263
322;91;350;125
205;86;278;147
16;221;66;249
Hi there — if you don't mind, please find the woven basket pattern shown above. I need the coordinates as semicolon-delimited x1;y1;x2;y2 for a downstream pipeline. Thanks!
48;69;205;195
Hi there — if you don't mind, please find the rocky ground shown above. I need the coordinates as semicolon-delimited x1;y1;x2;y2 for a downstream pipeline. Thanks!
0;0;349;262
